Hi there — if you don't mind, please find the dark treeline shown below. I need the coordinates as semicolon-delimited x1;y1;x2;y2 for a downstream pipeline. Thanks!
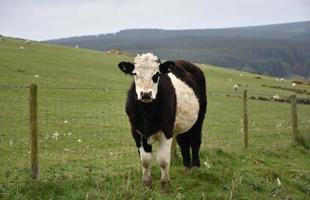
47;21;310;78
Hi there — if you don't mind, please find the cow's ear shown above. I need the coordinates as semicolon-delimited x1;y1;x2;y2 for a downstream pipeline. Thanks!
159;61;175;73
118;62;135;74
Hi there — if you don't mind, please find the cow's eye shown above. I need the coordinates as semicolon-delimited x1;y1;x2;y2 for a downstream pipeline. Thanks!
152;72;160;83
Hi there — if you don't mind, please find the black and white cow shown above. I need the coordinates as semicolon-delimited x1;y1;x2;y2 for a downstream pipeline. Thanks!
118;53;207;187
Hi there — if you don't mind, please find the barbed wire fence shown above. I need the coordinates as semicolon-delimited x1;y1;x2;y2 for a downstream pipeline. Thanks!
0;84;309;180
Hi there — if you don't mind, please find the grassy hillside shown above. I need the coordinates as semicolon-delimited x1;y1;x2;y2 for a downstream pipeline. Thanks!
0;37;131;88
47;21;310;78
0;37;309;199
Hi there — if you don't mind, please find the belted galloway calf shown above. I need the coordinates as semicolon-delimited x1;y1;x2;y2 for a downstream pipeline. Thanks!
118;53;207;187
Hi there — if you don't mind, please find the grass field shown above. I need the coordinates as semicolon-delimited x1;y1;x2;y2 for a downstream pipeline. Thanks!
0;36;310;199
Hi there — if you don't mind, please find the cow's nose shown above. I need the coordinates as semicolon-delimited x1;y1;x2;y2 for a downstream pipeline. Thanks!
140;91;152;100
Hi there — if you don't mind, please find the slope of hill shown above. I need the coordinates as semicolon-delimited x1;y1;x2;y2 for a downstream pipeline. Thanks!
46;21;310;78
2;36;309;94
0;37;309;199
0;36;130;88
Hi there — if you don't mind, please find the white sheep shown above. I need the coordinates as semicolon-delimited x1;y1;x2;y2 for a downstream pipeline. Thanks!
19;46;24;50
272;94;280;100
292;83;296;87
233;84;239;90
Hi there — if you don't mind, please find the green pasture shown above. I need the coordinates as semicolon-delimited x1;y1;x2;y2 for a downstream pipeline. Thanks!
0;36;309;199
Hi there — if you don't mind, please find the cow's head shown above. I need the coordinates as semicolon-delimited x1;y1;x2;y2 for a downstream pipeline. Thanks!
118;53;175;103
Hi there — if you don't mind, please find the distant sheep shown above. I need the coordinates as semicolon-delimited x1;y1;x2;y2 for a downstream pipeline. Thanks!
233;84;239;90
24;40;31;44
292;83;296;87
75;45;79;48
275;78;285;82
19;46;24;50
272;94;280;100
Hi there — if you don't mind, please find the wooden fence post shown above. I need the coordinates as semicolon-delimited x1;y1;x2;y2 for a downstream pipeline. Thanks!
29;84;38;179
243;90;249;149
290;95;299;142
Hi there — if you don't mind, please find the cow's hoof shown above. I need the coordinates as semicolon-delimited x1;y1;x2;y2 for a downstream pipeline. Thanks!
183;166;192;174
142;179;152;188
191;166;200;171
160;179;171;192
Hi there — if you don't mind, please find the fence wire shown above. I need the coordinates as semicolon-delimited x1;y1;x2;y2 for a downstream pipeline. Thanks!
37;87;140;177
0;86;30;183
0;85;310;181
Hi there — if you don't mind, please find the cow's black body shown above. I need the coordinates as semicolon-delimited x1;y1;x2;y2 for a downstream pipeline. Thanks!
125;60;207;168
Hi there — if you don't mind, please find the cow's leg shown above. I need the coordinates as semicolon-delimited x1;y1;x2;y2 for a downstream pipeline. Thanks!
140;137;152;187
176;132;191;171
157;133;173;187
190;118;203;167
190;133;201;167
132;130;153;187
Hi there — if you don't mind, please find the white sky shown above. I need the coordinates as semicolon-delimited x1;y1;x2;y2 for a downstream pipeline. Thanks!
0;0;309;40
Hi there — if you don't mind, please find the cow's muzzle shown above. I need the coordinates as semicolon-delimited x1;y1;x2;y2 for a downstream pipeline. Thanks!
140;91;153;103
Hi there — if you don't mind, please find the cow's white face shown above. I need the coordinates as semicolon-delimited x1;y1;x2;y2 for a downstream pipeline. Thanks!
133;53;160;102
118;53;175;103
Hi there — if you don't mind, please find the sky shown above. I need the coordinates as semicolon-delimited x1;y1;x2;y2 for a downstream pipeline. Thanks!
0;0;310;41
